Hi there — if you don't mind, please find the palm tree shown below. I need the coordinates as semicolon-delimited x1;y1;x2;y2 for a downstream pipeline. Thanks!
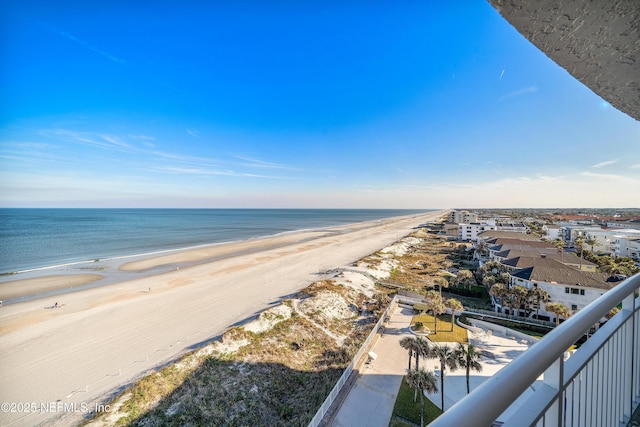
482;274;497;289
445;298;463;331
553;238;565;262
412;338;433;400
489;283;508;313
585;236;598;253
509;285;529;317
414;336;431;371
546;302;571;326
574;237;585;257
455;269;475;289
528;286;550;319
434;276;449;296
429;344;459;411
454;343;483;394
405;368;439;427
475;239;489;259
399;336;418;371
429;301;446;335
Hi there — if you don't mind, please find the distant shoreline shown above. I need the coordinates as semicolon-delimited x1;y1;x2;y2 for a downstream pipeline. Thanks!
0;210;439;303
0;208;435;277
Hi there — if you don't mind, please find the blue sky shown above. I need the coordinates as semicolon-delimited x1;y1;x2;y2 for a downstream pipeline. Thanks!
1;1;639;208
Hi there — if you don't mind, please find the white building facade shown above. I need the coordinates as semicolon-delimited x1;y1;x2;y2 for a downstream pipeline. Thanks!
449;210;479;224
458;222;497;241
614;237;640;263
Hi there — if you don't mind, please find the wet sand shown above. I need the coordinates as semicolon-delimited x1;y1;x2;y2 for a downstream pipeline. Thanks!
0;274;103;301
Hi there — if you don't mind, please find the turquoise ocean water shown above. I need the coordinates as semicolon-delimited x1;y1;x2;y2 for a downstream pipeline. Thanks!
0;209;432;276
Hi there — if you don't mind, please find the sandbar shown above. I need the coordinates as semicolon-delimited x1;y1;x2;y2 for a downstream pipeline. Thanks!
120;230;328;271
0;274;103;301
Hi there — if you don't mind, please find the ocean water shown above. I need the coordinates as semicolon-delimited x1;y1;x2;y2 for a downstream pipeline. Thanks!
0;208;431;275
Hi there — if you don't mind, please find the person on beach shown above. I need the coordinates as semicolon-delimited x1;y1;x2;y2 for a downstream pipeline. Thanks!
54;302;58;308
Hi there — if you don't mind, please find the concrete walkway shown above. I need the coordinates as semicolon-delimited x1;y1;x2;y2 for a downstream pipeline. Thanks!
329;306;533;426
419;332;531;413
331;306;414;427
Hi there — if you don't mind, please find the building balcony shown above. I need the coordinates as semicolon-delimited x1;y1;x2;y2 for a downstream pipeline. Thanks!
429;273;640;426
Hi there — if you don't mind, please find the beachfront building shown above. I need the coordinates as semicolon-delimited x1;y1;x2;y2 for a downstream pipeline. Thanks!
559;225;626;254
542;224;562;240
494;257;621;321
494;222;528;234
473;232;550;264
607;219;640;230
614;236;640;264
443;223;460;239
477;230;540;242
559;225;603;246
495;251;597;272
448;210;478;224
483;237;557;260
458;222;496;241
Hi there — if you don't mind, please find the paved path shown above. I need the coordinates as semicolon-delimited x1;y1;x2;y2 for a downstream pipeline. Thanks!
330;306;532;426
331;306;414;427
419;332;531;413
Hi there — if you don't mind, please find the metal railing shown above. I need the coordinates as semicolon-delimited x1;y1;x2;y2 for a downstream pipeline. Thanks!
465;307;556;328
429;273;640;427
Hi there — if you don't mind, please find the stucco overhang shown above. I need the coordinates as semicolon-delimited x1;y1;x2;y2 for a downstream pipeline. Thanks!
488;0;639;121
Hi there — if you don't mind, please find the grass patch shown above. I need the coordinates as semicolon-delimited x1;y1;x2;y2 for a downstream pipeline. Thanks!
511;328;544;340
412;314;468;343
391;377;442;426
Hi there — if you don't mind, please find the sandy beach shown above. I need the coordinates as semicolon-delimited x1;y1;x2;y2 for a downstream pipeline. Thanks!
0;210;446;426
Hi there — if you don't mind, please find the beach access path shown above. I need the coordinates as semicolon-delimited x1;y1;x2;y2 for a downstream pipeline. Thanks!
0;211;445;426
329;306;532;426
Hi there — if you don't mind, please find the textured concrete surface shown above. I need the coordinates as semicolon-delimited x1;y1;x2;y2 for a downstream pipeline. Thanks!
489;0;640;121
330;307;414;427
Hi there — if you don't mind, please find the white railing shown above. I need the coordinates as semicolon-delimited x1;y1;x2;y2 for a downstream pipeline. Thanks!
308;295;398;427
430;273;640;427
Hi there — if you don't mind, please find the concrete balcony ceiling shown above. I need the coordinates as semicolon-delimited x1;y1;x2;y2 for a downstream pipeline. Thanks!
488;0;640;122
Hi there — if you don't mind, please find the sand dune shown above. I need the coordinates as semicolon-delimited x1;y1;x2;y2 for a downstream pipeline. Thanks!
0;210;446;426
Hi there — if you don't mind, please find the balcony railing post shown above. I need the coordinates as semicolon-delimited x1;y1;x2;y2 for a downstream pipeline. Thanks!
622;292;636;421
543;356;564;426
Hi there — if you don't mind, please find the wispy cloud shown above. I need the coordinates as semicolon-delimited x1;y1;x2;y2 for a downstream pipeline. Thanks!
186;129;200;137
100;134;132;149
152;151;222;167
580;171;626;180
499;86;538;101
591;160;617;168
631;163;640;169
154;166;277;179
234;155;298;171
499;68;505;80
43;129;136;151
128;134;156;148
40;22;125;65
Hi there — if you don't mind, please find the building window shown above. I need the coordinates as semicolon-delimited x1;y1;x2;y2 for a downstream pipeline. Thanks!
565;287;570;293
580;289;585;296
571;304;578;311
